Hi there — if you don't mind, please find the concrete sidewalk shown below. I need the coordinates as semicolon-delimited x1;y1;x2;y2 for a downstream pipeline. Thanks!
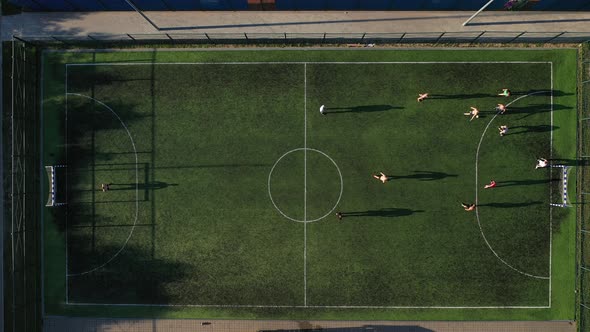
44;316;577;332
2;10;590;41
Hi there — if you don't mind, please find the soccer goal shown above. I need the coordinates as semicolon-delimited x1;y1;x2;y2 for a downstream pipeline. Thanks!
550;165;571;208
45;165;67;207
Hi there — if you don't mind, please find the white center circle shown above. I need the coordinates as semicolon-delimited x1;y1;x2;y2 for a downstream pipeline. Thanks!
268;148;343;223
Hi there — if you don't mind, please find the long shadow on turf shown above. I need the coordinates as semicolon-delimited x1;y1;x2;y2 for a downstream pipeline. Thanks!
504;124;559;135
429;93;490;99
323;104;401;114
509;89;574;97
550;158;588;166
338;208;424;218
495;178;558;187
107;181;179;191
508;103;571;120
68;234;190;304
478;201;543;208
388;170;458;181
154;163;271;169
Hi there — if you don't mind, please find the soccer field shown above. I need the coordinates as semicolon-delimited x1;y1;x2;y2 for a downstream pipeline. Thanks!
42;49;577;320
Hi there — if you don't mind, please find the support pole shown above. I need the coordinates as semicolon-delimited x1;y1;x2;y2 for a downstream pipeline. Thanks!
123;0;159;31
463;0;496;26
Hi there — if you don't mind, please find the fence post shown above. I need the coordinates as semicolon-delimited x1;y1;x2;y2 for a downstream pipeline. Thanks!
471;31;486;44
508;31;527;43
397;33;406;44
463;0;496;26
244;33;249;41
322;33;326;43
361;33;366;42
123;0;160;31
545;32;566;43
51;36;68;46
205;33;214;44
434;32;445;45
127;34;136;41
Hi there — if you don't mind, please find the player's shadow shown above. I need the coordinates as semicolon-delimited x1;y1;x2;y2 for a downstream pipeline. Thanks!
509;89;574;97
109;181;179;190
323;104;401;114
428;93;490;99
505;125;558;135
495;178;557;187
509;104;571;119
389;170;458;181
550;158;588;166
478;201;542;208
339;208;424;218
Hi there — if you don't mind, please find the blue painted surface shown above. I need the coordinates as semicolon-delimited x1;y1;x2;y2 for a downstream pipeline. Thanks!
96;0;132;10
133;0;170;10
8;0;590;11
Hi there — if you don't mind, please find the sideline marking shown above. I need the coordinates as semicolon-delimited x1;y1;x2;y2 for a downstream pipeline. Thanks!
549;62;553;306
66;61;553;67
267;148;343;223
303;63;307;307
64;66;69;302
65;93;140;277
475;90;551;280
62;61;553;309
66;301;550;309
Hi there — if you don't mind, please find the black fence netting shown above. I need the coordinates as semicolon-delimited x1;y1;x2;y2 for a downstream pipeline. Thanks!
3;38;43;332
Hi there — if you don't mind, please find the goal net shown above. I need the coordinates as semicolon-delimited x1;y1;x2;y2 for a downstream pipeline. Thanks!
550;165;571;208
45;165;67;207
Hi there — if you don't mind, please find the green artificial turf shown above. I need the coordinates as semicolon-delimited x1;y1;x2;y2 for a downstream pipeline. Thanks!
41;48;578;320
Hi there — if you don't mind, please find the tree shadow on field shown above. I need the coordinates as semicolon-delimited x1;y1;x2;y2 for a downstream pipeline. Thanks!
429;93;490;100
495;178;557;187
67;68;152;92
67;234;190;305
478;201;543;208
339;208;424;219
389;170;458;181
323;104;401;114
505;125;558;135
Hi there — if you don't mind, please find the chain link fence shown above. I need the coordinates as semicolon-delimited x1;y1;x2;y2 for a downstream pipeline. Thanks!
4;34;590;332
579;41;590;332
14;31;590;47
7;0;590;11
3;38;43;332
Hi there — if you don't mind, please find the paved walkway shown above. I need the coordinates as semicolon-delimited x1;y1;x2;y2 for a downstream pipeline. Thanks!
44;316;576;332
2;11;590;41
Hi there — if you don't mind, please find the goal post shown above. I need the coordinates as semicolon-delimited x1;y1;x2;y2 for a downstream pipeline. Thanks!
550;165;571;208
45;165;67;207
